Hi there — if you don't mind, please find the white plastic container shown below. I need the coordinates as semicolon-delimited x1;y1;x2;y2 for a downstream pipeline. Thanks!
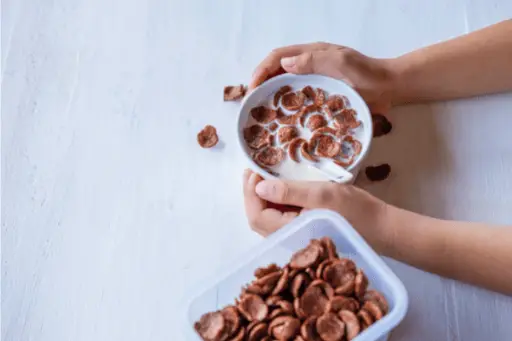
236;74;374;184
184;210;408;341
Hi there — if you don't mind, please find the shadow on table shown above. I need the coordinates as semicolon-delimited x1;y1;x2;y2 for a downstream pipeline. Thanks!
356;103;455;219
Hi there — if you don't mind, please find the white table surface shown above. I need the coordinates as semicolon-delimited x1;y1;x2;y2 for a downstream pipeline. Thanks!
2;1;512;340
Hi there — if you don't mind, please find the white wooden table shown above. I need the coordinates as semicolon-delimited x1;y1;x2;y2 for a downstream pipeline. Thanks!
2;1;512;340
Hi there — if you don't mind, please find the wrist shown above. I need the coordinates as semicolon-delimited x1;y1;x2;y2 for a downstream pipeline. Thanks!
381;56;408;107
370;201;398;256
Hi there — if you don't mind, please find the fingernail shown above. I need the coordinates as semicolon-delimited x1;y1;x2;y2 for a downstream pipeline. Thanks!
281;57;296;68
255;181;271;197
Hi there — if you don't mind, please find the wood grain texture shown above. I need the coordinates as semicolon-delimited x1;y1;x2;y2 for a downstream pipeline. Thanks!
2;0;511;340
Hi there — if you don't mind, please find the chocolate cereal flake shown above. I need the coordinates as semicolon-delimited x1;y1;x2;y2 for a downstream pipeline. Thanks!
197;125;219;148
247;322;268;341
327;296;359;314
288;138;305;163
255;264;281;279
364;290;389;314
273;85;292;107
316;313;345;341
221;306;241;337
290;243;322;269
282;92;305;111
277;107;298;125
306;114;327;132
314;88;326;106
244;125;270;150
251;106;278;124
268;316;301;340
255;147;284;167
224;84;246;101
316;135;341;159
325;95;345;112
338;310;360;341
372;113;392;137
301;142;318;163
194;311;226;341
268;122;279;132
364;164;391;182
301;86;316;101
238;294;268;322
277;126;298;144
300;285;330;317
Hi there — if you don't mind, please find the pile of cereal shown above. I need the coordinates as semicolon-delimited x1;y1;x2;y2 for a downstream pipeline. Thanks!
194;237;389;341
243;85;364;174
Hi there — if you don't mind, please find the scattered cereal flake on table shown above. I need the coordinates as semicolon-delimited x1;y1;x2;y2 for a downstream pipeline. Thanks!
372;113;392;137
364;164;391;181
223;84;246;101
197;125;219;148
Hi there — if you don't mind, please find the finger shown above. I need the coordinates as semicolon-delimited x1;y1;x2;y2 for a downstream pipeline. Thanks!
249;43;331;90
243;170;266;225
280;50;340;76
254;209;299;237
255;179;338;208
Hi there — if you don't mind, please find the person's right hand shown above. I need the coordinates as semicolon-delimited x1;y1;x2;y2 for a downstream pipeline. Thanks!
249;42;396;114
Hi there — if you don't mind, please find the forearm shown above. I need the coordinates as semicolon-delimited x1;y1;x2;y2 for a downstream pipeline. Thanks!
388;19;512;105
379;205;512;295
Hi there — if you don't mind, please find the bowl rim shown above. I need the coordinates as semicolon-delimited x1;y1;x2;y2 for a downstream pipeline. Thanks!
236;74;373;180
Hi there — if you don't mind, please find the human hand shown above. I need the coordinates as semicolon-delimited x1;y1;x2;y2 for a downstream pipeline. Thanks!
243;169;391;253
249;42;396;114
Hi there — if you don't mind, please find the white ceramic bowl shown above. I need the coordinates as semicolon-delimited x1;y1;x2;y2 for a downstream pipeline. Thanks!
184;209;408;341
237;74;373;183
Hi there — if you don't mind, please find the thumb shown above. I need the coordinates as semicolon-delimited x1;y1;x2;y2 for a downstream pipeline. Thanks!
280;51;335;76
255;179;335;208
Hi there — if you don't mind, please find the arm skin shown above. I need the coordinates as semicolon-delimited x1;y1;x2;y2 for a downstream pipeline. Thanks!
377;205;512;295
387;19;512;105
377;20;512;294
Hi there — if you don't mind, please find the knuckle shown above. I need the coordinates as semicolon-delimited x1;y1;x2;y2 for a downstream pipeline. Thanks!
297;52;314;72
